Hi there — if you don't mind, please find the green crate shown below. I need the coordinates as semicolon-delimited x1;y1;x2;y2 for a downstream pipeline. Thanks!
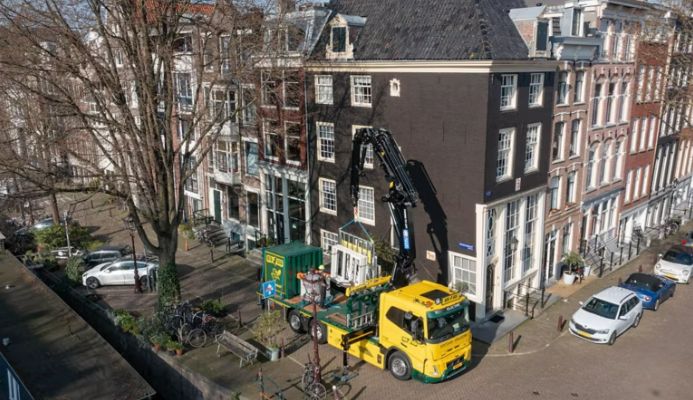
262;242;323;299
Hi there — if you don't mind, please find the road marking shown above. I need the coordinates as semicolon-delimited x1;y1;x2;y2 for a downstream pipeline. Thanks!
472;330;571;358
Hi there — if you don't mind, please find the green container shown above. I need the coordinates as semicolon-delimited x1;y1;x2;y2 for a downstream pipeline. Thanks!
262;242;323;299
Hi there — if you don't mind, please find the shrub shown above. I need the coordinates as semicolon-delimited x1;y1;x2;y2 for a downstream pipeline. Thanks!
251;310;283;349
33;222;93;250
165;339;183;352
157;262;181;309
178;223;195;240
114;310;140;334
202;299;226;316
65;256;87;286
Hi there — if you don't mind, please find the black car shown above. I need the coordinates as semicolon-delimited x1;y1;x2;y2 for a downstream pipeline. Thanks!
83;245;132;267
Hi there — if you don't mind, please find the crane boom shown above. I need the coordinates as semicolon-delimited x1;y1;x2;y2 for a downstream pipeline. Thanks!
351;128;418;288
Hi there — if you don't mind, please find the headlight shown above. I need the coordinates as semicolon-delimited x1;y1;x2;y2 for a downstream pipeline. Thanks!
432;365;439;376
595;329;610;334
642;295;651;302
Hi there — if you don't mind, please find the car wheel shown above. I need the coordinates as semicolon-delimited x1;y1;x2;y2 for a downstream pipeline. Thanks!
388;351;412;381
86;277;100;289
288;309;306;334
633;313;641;328
608;332;617;346
653;299;660;311
309;320;327;344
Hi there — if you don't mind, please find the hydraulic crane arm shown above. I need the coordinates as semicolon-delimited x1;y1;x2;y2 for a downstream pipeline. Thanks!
351;128;418;288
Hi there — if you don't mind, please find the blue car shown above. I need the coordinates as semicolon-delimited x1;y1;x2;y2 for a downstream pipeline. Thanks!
618;273;675;311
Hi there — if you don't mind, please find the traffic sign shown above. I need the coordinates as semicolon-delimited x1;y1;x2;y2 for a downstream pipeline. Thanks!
261;280;277;299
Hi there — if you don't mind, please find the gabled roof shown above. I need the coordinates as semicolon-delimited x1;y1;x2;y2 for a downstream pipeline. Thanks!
314;0;530;60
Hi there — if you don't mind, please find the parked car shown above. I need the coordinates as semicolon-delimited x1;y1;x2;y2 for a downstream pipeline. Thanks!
618;273;675;311
81;259;158;289
82;245;132;267
31;217;55;231
682;231;693;248
653;245;693;284
569;286;643;345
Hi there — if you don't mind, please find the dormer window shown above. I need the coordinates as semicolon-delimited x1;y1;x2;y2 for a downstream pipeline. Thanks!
331;27;347;53
326;14;365;60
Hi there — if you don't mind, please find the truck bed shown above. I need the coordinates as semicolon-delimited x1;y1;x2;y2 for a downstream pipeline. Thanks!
269;293;360;332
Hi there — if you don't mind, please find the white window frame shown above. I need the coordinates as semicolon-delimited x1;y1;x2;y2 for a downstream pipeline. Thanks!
648;116;656;149
615;139;625;180
450;251;477;296
630;118;639;154
574;71;585;103
500;74;517;110
316;122;335;163
318;178;337;215
390;79;401;97
524;123;541;173
566;171;576;204
315;75;333;105
355;185;375;225
496;128;515;182
569;119;581;157
642;165;650;197
528;73;544;107
625;170;633;203
639;117;648;151
633;167;642;200
320;229;338;259
350;75;372;107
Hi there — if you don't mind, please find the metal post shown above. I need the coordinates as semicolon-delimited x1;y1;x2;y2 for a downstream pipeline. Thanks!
63;210;71;258
639;265;643;273
508;331;514;353
610;252;615;269
628;242;632;259
619;246;623;265
557;315;564;332
598;256;604;278
636;236;641;255
524;292;529;317
131;232;142;293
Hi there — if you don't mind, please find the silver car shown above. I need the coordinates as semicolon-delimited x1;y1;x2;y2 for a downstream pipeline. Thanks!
81;259;158;289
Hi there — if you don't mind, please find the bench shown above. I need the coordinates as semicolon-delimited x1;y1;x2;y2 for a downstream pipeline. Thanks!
215;330;259;368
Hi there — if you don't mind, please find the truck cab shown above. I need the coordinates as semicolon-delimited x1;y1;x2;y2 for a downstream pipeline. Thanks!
377;281;472;382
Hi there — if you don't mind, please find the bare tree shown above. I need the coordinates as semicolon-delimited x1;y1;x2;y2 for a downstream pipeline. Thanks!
0;0;289;304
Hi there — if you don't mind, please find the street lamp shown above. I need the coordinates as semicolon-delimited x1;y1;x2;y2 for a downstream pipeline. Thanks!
123;216;142;293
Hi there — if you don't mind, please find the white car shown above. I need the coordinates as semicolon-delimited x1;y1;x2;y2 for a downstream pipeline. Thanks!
653;245;693;284
82;259;157;289
569;286;643;345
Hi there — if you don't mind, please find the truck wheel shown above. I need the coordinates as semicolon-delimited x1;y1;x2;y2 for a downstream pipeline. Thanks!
388;351;412;381
309;320;327;344
288;309;306;333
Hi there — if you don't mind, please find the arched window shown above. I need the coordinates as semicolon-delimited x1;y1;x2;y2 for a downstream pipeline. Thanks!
614;139;625;180
599;141;610;184
586;143;598;189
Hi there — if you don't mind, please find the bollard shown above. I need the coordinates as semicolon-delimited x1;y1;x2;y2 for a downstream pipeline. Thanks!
638;265;642;273
619;247;623;265
90;199;94;209
610;252;615;268
237;310;242;327
281;338;285;359
636;237;641;254
599;257;604;278
508;331;514;353
557;315;564;332
628;242;633;259
525;292;530;317
618;277;622;285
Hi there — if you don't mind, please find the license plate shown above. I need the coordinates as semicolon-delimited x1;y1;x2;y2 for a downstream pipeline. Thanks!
577;330;592;338
453;362;463;370
664;273;678;280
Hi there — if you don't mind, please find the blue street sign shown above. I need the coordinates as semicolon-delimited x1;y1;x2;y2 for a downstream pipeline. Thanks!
261;280;277;299
403;229;410;250
458;242;474;252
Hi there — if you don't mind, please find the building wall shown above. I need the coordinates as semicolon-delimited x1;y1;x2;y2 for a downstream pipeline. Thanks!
307;70;490;286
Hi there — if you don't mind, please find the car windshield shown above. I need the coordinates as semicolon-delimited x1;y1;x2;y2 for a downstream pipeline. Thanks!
663;250;693;266
426;303;470;343
582;298;619;319
624;277;655;291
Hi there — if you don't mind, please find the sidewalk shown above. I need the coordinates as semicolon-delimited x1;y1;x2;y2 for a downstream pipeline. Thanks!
477;226;688;357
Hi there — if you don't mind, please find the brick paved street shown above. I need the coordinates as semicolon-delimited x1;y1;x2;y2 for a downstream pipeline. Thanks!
50;194;693;399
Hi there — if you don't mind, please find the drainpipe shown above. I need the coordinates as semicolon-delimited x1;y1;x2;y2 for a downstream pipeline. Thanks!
303;65;312;245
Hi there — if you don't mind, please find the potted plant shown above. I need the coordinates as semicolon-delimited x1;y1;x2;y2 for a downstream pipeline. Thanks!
166;339;184;356
150;333;168;352
178;223;195;251
252;310;283;361
562;252;583;285
202;299;226;317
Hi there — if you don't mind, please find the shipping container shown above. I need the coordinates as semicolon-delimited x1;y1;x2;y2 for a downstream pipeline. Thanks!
261;242;323;299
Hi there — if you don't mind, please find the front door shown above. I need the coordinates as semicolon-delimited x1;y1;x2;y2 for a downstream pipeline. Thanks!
485;264;494;314
213;190;222;223
544;231;556;280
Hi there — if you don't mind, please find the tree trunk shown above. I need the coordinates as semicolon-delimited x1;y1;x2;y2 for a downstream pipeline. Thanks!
153;227;181;308
50;192;60;223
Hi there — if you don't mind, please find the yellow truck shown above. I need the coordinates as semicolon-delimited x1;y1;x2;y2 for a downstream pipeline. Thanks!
260;244;472;383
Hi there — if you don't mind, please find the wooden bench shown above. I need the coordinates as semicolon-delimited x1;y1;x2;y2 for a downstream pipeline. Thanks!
215;330;259;368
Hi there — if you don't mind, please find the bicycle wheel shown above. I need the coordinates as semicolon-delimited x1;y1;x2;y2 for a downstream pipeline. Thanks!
187;328;207;348
305;382;326;400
